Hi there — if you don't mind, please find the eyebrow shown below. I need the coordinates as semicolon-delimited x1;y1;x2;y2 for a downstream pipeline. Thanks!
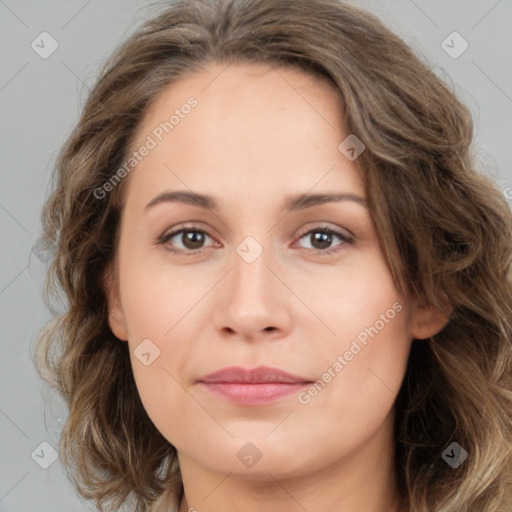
144;190;368;212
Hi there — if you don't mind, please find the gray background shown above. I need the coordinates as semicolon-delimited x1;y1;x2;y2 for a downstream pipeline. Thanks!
0;0;511;510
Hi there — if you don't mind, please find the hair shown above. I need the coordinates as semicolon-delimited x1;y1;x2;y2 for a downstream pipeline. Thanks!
32;0;512;511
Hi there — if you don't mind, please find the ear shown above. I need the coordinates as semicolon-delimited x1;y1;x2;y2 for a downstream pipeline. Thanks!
104;266;129;342
410;294;453;340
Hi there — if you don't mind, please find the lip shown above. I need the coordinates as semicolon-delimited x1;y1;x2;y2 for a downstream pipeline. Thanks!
197;366;313;406
199;366;310;384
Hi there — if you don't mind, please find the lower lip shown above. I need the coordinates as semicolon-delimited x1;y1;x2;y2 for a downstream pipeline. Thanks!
198;382;310;405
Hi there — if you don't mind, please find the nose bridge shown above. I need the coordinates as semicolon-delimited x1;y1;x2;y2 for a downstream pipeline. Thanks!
231;233;274;299
212;229;292;339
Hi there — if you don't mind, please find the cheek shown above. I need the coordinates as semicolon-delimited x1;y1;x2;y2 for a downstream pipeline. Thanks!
291;308;411;468
120;250;208;340
118;255;209;440
308;250;405;343
298;250;411;420
127;338;197;447
309;301;410;404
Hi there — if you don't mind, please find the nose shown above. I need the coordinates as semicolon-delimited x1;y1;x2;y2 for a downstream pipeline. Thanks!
212;239;293;342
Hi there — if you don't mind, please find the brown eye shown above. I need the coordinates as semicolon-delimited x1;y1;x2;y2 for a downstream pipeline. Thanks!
295;226;353;256
159;227;215;254
309;231;334;250
178;230;207;250
157;224;353;257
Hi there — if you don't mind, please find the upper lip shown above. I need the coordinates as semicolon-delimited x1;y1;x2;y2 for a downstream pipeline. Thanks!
198;366;312;384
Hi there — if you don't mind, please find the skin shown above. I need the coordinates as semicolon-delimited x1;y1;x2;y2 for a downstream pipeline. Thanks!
105;61;451;512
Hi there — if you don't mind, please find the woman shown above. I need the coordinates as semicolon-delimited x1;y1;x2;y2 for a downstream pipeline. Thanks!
33;0;512;511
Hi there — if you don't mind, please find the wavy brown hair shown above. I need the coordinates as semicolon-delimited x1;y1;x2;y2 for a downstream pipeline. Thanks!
33;0;512;510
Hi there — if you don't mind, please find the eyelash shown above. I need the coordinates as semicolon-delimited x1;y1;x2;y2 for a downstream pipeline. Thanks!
157;223;354;257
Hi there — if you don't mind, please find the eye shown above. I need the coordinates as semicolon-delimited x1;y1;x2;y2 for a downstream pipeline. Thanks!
294;225;353;256
157;223;354;256
157;225;216;254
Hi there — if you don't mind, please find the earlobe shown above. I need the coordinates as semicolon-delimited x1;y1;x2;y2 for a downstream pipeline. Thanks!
410;295;453;340
104;268;129;342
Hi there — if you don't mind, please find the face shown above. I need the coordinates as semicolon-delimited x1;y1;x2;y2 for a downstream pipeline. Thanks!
106;61;449;482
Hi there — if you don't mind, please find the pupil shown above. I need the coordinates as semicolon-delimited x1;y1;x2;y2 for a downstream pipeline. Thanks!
184;231;204;249
313;232;331;249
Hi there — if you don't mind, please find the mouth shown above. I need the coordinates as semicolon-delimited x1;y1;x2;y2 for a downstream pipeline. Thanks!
197;366;313;406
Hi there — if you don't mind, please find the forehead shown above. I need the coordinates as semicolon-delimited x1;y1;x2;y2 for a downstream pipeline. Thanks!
143;60;340;115
131;60;343;148
122;61;364;209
